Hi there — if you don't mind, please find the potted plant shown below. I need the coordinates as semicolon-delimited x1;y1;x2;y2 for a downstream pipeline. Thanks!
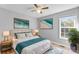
68;28;79;52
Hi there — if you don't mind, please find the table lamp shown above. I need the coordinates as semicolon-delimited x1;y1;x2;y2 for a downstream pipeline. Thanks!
3;31;10;41
32;29;39;36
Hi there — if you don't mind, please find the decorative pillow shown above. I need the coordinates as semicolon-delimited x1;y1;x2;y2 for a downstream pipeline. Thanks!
14;32;34;39
26;32;33;37
14;33;26;39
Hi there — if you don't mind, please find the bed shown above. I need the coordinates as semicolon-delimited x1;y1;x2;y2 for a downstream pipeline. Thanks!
12;32;63;54
12;32;51;54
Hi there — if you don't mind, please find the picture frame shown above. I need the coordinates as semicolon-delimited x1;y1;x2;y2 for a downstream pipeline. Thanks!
39;18;53;29
14;18;29;29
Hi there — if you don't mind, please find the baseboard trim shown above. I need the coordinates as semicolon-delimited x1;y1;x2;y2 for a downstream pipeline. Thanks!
51;41;70;48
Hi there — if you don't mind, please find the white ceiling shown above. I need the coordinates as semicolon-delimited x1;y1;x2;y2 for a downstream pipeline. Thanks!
0;4;79;18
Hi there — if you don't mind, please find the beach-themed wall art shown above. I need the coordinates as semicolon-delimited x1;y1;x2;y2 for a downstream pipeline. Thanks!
14;18;29;29
39;18;53;29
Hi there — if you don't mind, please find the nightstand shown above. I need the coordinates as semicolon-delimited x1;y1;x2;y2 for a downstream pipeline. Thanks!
1;40;12;52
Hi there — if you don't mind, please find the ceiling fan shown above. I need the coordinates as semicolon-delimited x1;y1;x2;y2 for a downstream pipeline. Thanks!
31;4;49;14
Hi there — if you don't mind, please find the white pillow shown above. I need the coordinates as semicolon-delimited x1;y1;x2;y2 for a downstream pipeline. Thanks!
16;33;26;39
28;36;39;39
26;33;33;37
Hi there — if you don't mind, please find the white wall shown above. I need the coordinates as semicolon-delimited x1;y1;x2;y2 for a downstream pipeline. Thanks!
0;7;37;40
38;7;79;47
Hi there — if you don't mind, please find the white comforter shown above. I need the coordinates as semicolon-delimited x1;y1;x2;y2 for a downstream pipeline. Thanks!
13;36;51;54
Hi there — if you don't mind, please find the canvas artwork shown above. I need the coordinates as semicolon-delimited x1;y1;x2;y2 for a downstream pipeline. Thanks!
39;18;53;29
14;18;29;29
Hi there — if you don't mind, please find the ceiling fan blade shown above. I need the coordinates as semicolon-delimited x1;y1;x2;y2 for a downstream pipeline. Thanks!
42;7;48;9
34;4;38;8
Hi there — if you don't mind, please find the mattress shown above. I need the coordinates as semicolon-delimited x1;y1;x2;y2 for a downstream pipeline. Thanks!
13;36;51;54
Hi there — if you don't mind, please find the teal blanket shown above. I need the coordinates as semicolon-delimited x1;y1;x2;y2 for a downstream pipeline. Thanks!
15;38;46;54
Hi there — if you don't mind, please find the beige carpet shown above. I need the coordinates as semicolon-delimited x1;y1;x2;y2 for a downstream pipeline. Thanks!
52;43;77;54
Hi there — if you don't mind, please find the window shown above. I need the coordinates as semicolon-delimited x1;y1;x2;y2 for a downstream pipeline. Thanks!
59;16;77;39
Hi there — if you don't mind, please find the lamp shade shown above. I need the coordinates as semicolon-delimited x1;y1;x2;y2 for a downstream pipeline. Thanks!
33;29;39;33
3;31;10;36
35;30;39;32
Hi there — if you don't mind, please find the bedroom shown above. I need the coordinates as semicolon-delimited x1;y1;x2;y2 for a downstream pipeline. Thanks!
0;4;79;54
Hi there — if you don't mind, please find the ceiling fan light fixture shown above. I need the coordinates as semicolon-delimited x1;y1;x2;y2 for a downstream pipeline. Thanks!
37;9;41;13
30;4;48;14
